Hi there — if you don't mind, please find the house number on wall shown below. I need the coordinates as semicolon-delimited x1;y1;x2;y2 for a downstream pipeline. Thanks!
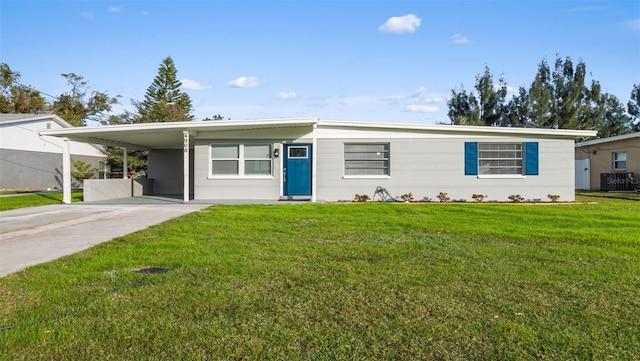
183;132;189;153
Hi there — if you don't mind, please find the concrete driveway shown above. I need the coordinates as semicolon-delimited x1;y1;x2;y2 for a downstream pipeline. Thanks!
0;202;210;277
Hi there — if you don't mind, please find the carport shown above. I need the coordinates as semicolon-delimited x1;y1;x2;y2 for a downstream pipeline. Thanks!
39;118;319;204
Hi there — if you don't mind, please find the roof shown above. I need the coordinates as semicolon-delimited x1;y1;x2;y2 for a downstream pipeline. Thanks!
0;113;73;127
39;117;598;150
575;131;640;147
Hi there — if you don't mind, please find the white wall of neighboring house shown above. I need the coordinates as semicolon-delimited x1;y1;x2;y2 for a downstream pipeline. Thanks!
0;115;106;190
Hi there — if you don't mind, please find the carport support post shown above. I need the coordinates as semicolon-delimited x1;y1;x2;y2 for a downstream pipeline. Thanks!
183;131;190;203
122;147;128;178
62;138;72;204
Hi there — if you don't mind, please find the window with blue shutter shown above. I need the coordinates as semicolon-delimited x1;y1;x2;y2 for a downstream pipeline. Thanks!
465;141;539;176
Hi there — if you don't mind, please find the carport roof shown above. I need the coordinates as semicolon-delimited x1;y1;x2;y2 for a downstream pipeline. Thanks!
39;117;320;150
39;116;597;150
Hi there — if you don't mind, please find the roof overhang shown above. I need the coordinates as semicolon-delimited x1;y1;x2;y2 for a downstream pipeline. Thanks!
576;131;640;147
39;117;597;150
321;120;598;138
39;117;320;150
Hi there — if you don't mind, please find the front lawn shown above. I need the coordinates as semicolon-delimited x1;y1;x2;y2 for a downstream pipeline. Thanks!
1;198;638;359
0;191;83;211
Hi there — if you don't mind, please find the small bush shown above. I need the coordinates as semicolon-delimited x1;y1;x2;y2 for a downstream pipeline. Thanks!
508;194;525;203
472;194;487;202
548;194;560;202
437;192;450;203
353;194;370;202
400;193;415;202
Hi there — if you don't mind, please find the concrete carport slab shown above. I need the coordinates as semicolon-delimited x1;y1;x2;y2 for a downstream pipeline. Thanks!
0;202;210;277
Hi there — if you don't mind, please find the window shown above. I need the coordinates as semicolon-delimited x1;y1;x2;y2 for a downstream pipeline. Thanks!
344;143;390;176
211;144;272;177
613;152;626;170
465;142;538;176
478;143;523;175
288;146;308;158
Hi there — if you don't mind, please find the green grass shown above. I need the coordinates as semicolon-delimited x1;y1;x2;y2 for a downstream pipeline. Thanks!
1;197;639;360
0;191;83;211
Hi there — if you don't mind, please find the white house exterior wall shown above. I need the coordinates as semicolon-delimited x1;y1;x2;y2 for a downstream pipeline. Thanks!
192;127;315;201
314;137;575;202
0;118;104;156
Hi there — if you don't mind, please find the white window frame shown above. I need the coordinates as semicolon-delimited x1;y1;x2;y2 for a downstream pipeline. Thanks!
613;152;626;170
478;143;523;175
343;143;390;178
209;143;273;179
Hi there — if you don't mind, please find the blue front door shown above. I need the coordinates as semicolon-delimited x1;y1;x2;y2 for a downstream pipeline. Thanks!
283;144;312;196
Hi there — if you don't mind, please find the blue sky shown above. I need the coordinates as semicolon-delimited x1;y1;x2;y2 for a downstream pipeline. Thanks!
1;0;639;125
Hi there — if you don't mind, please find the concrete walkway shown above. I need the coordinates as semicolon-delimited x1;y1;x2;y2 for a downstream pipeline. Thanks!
0;202;210;277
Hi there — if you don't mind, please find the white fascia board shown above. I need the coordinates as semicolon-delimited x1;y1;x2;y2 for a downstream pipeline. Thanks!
575;131;640;147
318;120;597;139
40;117;319;136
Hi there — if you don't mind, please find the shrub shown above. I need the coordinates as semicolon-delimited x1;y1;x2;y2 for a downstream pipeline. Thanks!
472;194;487;202
353;194;370;202
548;194;560;202
437;192;450;202
508;194;525;203
400;193;415;202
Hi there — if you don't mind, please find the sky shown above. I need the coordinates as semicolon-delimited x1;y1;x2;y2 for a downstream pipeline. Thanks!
1;0;639;126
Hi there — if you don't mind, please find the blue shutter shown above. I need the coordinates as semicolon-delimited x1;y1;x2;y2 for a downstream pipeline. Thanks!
524;142;539;175
464;142;478;175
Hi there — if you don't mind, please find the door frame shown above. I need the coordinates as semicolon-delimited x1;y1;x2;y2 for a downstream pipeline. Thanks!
282;144;313;197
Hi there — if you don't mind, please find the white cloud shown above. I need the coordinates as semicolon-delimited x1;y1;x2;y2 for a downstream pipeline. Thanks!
451;33;470;44
181;78;212;90
406;105;440;113
107;7;121;13
226;76;262;88
80;11;94;19
379;14;421;34
276;92;297;100
622;19;640;30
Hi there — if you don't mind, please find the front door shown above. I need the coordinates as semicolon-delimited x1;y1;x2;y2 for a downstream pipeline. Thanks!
283;144;312;196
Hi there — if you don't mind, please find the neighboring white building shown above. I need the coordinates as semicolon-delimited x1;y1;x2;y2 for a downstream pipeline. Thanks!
0;114;106;191
40;117;596;203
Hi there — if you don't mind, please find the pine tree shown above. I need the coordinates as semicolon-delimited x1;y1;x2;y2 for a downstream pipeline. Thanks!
138;56;193;123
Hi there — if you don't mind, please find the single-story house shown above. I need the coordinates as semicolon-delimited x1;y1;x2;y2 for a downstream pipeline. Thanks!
39;117;596;203
0;113;106;191
575;132;640;191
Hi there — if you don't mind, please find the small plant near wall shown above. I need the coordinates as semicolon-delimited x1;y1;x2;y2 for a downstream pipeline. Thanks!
547;194;561;202
437;192;450;203
353;194;370;202
508;194;525;203
472;194;487;202
400;193;415;202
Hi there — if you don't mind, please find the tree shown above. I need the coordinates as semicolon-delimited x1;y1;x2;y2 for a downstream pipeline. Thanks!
526;58;554;128
50;73;120;126
475;66;508;126
447;87;479;125
0;63;47;113
504;87;530;127
628;84;640;131
447;66;507;126
598;94;632;138
138;56;193;123
550;56;586;129
70;159;96;184
577;80;606;131
105;148;148;173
